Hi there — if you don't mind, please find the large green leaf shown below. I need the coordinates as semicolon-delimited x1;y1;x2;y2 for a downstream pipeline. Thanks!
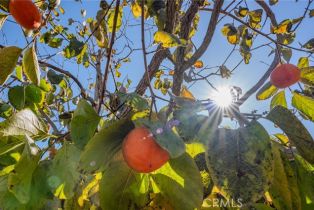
8;86;25;110
267;106;314;164
8;135;40;204
71;99;100;149
269;144;302;210
80;119;134;172
206;121;274;203
151;153;203;210
0;46;22;85
99;154;149;210
293;155;314;210
300;66;314;86
256;81;278;100
292;92;314;121
270;90;287;109
47;143;80;199
22;45;40;86
0;109;48;139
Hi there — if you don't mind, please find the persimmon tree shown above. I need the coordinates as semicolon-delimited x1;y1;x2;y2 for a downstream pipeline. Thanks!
0;0;314;209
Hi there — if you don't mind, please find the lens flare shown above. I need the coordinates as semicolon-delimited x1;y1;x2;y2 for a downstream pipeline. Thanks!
211;86;233;107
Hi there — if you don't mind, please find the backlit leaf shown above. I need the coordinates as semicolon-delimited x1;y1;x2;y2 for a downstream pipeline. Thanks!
292;92;314;121
99;154;149;209
154;31;184;48
300;66;314;85
298;57;309;68
180;86;195;101
256;81;278;100
107;6;122;33
206;121;273;203
151;153;203;210
0;109;48;139
267;106;314;164
22;45;40;86
221;23;237;36
0;46;22;84
270;91;287;109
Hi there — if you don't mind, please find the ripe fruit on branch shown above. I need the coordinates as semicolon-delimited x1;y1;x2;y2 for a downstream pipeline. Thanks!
122;127;169;173
9;0;42;30
270;63;301;88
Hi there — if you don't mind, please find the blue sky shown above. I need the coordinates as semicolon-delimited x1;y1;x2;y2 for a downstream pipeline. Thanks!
1;0;313;136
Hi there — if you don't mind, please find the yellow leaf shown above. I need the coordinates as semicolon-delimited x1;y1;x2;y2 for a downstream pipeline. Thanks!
272;19;292;34
227;34;239;44
78;173;102;207
180;86;196;101
131;2;141;18
193;60;203;68
154;31;184;48
238;7;249;17
169;70;175;75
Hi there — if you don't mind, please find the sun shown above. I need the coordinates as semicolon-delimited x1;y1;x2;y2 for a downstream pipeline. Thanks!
210;86;234;107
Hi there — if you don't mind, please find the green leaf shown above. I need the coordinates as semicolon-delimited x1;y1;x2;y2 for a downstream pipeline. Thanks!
119;92;149;111
0;109;48;139
8;135;40;204
269;144;302;210
300;66;314;85
292;92;314;121
151;153;203;210
71;99;100;149
267;106;314;164
99;154;150;209
142;120;185;158
298;57;309;68
8;86;25;110
256;81;278;100
293;155;314;210
107;6;123;33
0;13;7;29
0;135;24;156
302;38;314;50
63;37;84;59
80;119;134;173
270;91;287;109
206;121;273;203
281;47;292;63
48;143;80;199
25;84;45;104
22;45;40;86
47;69;63;84
24;160;53;210
0;46;22;85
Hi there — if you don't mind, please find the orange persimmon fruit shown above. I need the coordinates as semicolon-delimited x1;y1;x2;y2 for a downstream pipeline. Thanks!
270;63;301;88
9;0;42;30
122;127;170;173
